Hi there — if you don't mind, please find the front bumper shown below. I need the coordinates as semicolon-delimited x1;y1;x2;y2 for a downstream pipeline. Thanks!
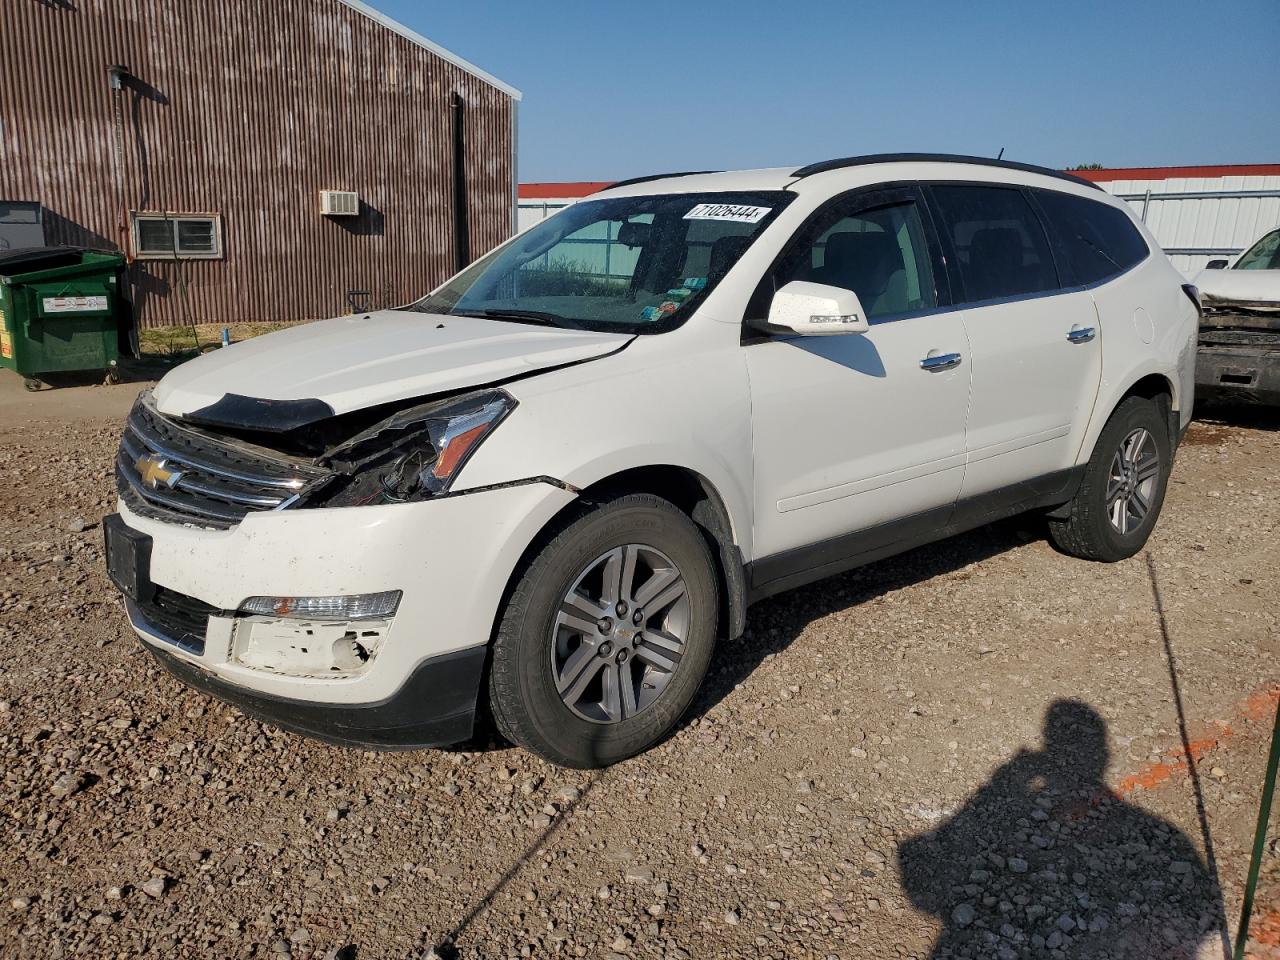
132;605;487;749
111;479;577;730
1196;332;1280;406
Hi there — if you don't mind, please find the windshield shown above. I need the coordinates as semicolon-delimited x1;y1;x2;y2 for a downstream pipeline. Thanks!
413;191;793;333
1235;228;1280;270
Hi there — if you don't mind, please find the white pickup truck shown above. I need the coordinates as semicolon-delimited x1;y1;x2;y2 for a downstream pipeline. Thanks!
1194;227;1280;405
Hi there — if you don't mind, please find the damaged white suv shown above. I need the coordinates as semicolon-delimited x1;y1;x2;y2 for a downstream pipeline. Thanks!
107;155;1198;768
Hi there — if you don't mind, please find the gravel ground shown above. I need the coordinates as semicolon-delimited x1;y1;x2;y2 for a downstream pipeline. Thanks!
0;375;1277;960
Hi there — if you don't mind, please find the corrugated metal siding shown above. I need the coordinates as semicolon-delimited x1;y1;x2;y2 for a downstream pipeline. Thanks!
1093;176;1280;275
0;0;514;326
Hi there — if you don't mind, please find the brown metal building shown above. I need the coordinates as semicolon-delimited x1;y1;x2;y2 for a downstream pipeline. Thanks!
0;0;520;327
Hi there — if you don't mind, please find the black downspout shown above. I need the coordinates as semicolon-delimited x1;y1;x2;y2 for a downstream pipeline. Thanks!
450;91;470;272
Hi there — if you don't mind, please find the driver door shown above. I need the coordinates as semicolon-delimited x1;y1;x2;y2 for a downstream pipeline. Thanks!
745;186;972;583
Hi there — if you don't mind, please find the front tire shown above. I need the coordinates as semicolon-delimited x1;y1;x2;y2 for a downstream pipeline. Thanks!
488;493;718;768
1048;395;1173;561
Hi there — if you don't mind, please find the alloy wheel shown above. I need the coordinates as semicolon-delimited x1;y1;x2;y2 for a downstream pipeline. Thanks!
550;544;690;724
1106;427;1160;535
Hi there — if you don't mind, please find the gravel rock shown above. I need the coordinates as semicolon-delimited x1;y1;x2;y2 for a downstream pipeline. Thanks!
50;770;85;799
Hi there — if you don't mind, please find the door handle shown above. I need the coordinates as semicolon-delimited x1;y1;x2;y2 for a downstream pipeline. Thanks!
920;352;962;371
1067;326;1096;344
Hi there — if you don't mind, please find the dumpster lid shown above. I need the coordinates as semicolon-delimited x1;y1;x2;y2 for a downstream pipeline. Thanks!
0;246;87;270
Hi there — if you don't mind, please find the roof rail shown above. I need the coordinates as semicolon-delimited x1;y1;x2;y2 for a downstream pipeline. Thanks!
597;171;722;192
790;153;1101;190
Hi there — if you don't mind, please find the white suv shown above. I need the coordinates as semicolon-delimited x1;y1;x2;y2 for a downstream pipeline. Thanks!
106;155;1199;768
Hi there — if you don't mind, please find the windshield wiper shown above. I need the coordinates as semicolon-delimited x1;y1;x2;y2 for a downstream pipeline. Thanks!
451;308;578;329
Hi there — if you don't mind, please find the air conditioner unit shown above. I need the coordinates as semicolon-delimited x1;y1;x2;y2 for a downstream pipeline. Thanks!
320;190;359;216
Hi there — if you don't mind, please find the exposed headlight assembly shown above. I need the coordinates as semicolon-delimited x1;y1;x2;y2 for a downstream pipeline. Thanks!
312;389;515;507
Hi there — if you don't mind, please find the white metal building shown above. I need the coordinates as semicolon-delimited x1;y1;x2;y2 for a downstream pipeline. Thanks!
517;182;611;232
1074;164;1280;275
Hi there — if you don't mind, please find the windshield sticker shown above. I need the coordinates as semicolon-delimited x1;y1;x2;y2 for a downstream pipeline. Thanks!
665;287;693;301
683;203;771;224
682;277;708;290
639;302;680;321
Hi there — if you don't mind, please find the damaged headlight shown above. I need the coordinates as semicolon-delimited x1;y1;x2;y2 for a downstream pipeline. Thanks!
312;390;515;507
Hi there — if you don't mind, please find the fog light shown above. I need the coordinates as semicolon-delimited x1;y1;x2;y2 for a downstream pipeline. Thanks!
238;590;401;621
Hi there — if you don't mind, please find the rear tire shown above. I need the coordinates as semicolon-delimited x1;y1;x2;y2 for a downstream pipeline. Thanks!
1048;395;1172;561
488;493;718;768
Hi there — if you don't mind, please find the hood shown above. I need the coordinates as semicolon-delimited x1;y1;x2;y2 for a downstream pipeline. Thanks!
1193;269;1280;311
153;310;633;421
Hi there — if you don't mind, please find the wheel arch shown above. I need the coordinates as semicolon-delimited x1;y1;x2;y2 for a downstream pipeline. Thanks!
1117;371;1178;446
1081;368;1179;465
1122;371;1177;408
579;465;748;640
492;465;749;649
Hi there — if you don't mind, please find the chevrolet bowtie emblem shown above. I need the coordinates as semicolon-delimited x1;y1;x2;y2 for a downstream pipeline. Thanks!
135;454;183;490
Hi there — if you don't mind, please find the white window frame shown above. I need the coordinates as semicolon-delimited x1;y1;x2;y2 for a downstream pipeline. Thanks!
130;212;223;260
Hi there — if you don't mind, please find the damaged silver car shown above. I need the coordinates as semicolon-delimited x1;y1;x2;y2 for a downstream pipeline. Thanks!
1195;227;1280;405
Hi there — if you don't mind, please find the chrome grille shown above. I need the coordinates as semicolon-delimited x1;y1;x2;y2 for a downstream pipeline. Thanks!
116;393;330;526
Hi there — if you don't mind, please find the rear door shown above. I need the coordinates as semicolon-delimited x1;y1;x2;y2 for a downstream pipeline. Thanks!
744;185;971;571
925;183;1102;499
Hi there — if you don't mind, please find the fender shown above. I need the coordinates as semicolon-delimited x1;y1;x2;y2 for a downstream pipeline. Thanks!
1078;361;1180;465
456;329;758;560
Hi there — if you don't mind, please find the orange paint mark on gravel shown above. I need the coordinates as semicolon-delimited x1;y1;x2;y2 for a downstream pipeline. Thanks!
1253;908;1280;946
1114;684;1279;797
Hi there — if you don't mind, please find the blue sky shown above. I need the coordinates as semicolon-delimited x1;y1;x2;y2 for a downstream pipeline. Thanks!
373;0;1280;182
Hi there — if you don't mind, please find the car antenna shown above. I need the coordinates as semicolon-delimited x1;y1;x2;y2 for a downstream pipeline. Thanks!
996;147;1005;160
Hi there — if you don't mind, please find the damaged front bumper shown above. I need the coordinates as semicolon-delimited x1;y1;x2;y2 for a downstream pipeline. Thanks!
133;619;487;750
1196;312;1280;405
109;478;578;747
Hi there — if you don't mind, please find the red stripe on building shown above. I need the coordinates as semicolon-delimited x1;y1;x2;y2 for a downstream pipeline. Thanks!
1067;163;1280;182
518;182;612;199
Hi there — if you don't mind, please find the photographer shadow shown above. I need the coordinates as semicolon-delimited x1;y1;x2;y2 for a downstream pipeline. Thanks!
899;700;1226;959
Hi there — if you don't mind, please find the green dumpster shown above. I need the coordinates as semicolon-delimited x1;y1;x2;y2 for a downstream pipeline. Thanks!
0;247;128;390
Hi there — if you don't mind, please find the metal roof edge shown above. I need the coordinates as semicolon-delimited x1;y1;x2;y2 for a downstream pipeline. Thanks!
335;0;523;100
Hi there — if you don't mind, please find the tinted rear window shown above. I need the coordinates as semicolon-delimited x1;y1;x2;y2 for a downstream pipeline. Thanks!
1034;190;1149;285
930;185;1058;302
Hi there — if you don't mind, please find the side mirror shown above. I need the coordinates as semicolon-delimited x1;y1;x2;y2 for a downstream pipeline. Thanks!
763;280;869;336
1206;259;1229;270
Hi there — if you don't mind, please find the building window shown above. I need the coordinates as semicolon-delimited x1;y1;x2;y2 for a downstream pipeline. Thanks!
130;213;223;259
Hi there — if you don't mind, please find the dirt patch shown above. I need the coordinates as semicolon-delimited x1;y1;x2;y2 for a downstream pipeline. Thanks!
1181;422;1237;446
0;390;1277;959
